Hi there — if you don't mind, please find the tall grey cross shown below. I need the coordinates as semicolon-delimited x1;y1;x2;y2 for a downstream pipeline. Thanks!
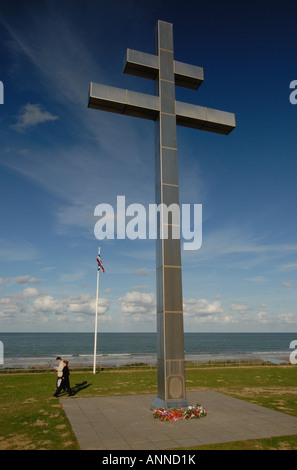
88;20;236;409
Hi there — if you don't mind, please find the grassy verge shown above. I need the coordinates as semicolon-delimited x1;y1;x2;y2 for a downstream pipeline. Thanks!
0;367;158;450
0;364;297;450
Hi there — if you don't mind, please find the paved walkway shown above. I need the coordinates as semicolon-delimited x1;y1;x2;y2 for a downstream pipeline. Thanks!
60;390;297;450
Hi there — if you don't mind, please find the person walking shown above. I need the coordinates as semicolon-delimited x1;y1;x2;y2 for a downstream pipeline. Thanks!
54;360;73;397
53;356;64;396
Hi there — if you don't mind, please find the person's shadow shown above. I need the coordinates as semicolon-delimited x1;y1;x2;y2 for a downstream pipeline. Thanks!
71;381;91;395
59;381;91;397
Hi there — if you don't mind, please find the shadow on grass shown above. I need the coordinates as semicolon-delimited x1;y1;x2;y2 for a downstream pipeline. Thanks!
57;381;91;397
72;381;91;395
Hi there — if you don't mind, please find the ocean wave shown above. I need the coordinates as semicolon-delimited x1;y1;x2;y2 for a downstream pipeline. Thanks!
0;349;290;369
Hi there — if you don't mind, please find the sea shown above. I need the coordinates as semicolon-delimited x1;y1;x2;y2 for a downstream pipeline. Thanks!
0;332;295;369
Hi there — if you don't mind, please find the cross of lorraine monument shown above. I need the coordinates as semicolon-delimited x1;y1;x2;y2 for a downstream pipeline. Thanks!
88;20;236;409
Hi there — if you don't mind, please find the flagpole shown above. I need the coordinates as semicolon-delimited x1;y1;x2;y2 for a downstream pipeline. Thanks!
93;247;100;374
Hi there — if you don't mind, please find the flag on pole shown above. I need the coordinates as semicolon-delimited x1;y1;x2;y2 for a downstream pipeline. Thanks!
94;248;104;374
97;254;105;272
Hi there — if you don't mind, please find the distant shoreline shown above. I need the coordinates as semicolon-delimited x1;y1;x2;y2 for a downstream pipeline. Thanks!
0;353;290;371
0;332;293;370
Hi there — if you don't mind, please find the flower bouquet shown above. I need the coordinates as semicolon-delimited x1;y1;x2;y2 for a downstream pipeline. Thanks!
153;403;207;421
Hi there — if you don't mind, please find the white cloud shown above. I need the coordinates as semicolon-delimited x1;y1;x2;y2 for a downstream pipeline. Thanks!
183;298;233;325
230;303;250;313
0;296;18;317
0;9;155;238
184;226;297;272
22;287;40;298
194;314;234;325
246;276;266;284
30;293;111;317
183;298;224;317
282;282;293;288
118;291;156;320
280;263;297;272
12;103;59;132
135;267;154;277
118;292;234;326
0;287;40;318
66;294;109;316
116;291;236;326
0;285;112;326
278;313;297;324
32;295;64;314
15;275;41;284
0;277;10;285
256;311;268;323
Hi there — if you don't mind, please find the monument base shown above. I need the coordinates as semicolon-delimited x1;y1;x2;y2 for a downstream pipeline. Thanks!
151;396;190;410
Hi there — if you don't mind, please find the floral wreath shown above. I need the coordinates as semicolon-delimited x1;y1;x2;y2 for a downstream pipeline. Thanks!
153;403;207;422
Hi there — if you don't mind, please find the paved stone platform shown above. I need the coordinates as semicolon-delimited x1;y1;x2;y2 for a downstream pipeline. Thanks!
60;390;297;450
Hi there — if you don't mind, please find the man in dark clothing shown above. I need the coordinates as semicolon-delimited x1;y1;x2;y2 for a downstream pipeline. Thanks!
54;360;73;397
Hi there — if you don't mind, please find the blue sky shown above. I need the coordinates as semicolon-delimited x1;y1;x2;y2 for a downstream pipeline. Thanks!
0;0;296;332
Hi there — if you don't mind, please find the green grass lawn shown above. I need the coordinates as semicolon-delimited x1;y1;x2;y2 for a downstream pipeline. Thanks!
0;364;297;450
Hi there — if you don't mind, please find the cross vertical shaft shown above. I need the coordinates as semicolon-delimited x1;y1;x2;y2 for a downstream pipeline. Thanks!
88;19;236;410
153;21;188;409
